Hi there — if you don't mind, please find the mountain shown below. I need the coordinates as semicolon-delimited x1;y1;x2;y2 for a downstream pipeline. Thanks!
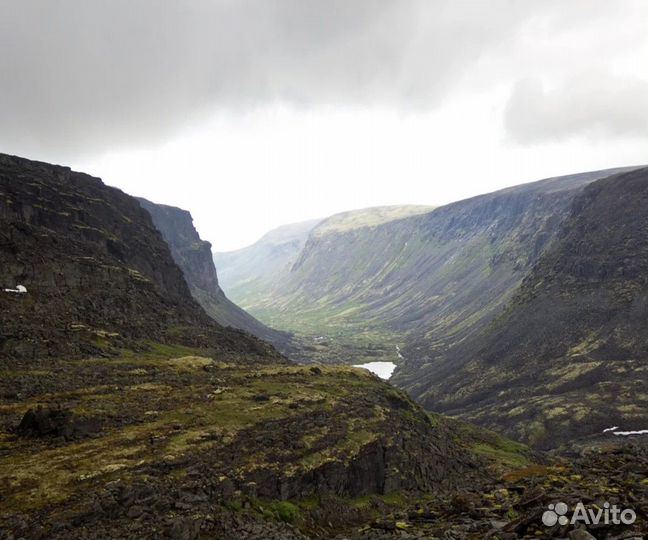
137;198;290;349
214;218;322;310
395;167;648;449
215;206;433;313
1;153;545;539
231;169;636;365
0;153;277;361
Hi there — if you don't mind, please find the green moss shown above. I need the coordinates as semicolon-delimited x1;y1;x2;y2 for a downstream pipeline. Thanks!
298;497;320;510
268;501;301;523
472;442;529;468
224;499;243;512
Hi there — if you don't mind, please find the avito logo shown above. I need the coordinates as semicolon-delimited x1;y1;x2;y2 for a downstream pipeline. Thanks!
542;501;636;527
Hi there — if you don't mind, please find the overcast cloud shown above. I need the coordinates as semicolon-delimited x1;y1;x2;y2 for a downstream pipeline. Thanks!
505;73;648;143
2;0;646;159
1;1;647;249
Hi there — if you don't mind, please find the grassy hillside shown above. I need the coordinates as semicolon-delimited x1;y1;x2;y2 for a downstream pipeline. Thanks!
311;205;433;237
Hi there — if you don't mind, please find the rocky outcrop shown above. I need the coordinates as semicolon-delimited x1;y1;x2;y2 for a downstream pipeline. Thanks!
0;153;280;360
137;198;290;349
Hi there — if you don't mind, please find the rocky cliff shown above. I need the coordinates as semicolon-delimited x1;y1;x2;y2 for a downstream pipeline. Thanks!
0;153;278;360
400;167;648;448
137;198;290;349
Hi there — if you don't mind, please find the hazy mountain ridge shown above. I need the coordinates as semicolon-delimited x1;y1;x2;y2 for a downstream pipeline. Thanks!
214;218;322;310
137;198;290;348
309;204;434;238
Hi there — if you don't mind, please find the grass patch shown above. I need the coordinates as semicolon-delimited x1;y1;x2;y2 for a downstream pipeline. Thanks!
268;501;301;523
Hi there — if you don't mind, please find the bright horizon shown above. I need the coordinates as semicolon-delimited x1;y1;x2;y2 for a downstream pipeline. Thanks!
2;1;647;251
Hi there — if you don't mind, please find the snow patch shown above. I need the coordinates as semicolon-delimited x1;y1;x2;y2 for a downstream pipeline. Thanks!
3;284;27;294
612;429;648;436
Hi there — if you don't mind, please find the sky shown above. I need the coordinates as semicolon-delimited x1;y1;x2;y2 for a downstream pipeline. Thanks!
1;1;647;251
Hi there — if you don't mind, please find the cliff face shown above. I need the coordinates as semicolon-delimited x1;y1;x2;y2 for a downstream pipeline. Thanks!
399;168;648;448
137;198;290;348
0;153;278;360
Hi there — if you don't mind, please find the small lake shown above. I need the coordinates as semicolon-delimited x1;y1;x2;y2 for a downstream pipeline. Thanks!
352;361;397;380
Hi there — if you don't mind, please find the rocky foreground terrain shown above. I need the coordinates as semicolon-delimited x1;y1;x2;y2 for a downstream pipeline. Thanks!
2;343;646;540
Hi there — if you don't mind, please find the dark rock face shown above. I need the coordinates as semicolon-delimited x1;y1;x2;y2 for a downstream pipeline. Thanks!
16;406;99;440
0;153;280;360
405;168;648;448
137;198;290;348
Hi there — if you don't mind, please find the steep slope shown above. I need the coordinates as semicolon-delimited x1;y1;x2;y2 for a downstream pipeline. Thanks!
397;167;648;448
0;153;276;360
241;168;636;364
137;198;290;349
214;218;322;309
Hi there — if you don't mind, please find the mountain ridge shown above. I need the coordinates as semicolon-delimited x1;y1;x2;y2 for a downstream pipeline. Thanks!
0;153;278;360
396;167;648;448
227;167;639;366
137;197;290;349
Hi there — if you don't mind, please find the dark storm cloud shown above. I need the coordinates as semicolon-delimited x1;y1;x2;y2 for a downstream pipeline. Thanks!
0;0;645;160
